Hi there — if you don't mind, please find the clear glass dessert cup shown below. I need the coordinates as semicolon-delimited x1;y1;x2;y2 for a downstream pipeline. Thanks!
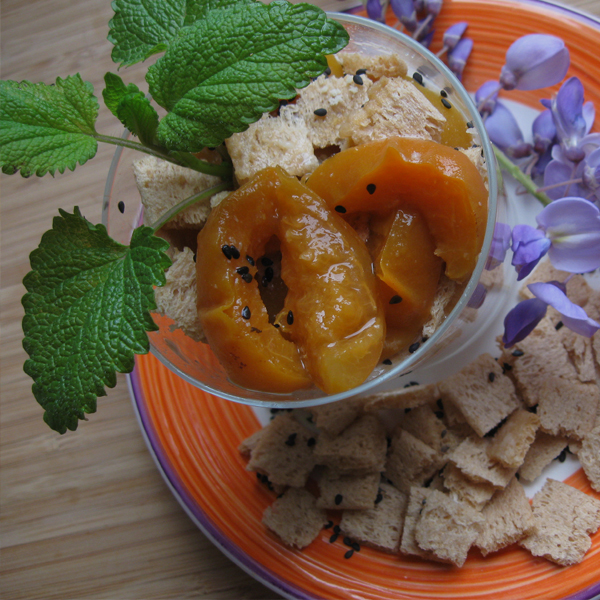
102;12;500;409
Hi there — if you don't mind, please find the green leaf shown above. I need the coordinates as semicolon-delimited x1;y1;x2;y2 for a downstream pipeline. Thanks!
103;73;159;146
108;0;252;67
22;208;171;433
147;1;349;152
0;75;99;177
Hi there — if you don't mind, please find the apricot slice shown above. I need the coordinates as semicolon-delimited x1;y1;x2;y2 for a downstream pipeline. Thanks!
306;136;488;281
196;166;385;394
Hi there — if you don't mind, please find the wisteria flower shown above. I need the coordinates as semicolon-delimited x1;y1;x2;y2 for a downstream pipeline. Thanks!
532;109;556;155
486;222;511;270
476;80;501;116
484;101;532;159
511;224;551;280
542;157;587;200
582;146;600;200
366;0;385;22
448;38;473;81
502;280;600;347
441;22;468;52
390;0;418;31
499;34;570;91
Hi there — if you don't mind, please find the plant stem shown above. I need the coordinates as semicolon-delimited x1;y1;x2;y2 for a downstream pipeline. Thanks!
150;182;231;232
493;146;552;207
94;134;233;179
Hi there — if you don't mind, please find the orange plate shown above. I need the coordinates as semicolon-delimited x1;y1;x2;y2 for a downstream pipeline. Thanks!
131;1;600;598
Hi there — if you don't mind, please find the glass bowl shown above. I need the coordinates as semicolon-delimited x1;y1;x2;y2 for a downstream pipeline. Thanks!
102;12;500;409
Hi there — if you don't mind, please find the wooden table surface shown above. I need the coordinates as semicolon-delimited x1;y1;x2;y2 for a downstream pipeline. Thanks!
2;1;599;599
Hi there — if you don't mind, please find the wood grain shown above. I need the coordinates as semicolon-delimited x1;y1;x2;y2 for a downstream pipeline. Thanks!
1;1;598;599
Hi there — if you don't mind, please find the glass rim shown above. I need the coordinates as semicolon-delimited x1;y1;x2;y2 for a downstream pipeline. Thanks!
102;12;498;409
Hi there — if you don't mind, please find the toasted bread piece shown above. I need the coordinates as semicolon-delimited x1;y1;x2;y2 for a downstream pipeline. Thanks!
442;463;496;511
339;77;446;146
154;247;205;342
438;353;520;437
281;74;372;150
400;486;436;559
247;412;316;487
475;477;536;556
487;409;540;469
262;487;328;549
414;489;484;567
314;414;387;474
384;427;445;493
310;397;365;437
518;431;568;482
538;377;600;440
400;404;461;455
340;482;408;553
559;326;597;382
337;52;408;80
579;425;600;492
316;468;380;510
519;479;600;566
363;383;440;412
448;436;516;489
238;427;266;457
225;113;319;184
422;276;459;339
133;156;221;229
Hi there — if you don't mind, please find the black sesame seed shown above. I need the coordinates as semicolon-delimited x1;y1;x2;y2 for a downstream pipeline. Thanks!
343;536;352;546
314;108;328;117
241;306;251;319
389;295;402;304
502;362;512;372
436;399;444;411
274;323;280;329
261;257;273;266
329;533;339;543
434;410;444;419
512;349;525;357
287;310;294;325
236;266;250;275
375;491;383;504
366;183;376;194
441;98;452;109
408;342;420;354
324;520;333;529
344;549;354;559
246;255;255;266
351;542;361;552
409;381;420;386
307;437;316;447
353;74;363;85
555;320;564;331
383;358;392;365
285;433;297;446
488;372;496;383
356;68;368;75
265;266;274;282
412;72;424;86
229;245;240;259
333;525;341;534
466;120;474;129
335;494;343;505
441;429;447;438
324;67;332;76
242;273;253;283
515;472;521;480
558;449;567;463
117;200;125;213
221;245;233;259
335;205;347;213
440;89;448;98
422;336;429;343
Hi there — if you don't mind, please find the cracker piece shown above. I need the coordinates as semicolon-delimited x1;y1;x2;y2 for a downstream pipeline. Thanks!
487;409;540;469
442;463;496;510
400;486;436;559
475;477;536;556
507;320;579;407
281;74;372;149
449;436;516;489
520;260;591;307
422;276;459;338
414;489;484;567
519;479;600;565
316;468;380;510
262;487;328;549
314;414;387;474
579;425;600;492
339;77;446;146
438;353;520;437
133;155;221;229
459;146;489;191
225;114;319;184
560;327;597;382
154;247;205;342
400;404;461;455
247;412;316;487
363;383;439;412
340;482;408;553
337;52;408;79
538;377;600;440
238;428;266;457
310;397;365;437
384;427;445;493
518;431;568;482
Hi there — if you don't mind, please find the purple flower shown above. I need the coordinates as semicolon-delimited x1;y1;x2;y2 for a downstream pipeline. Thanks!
448;38;473;81
442;22;468;51
532;109;556;155
484;101;532;159
582;147;600;200
511;224;551;280
499;34;570;91
502;297;548;347
467;283;487;309
475;80;501;116
424;0;442;17
390;0;417;31
366;0;384;22
536;197;600;272
486;222;511;270
542;157;587;200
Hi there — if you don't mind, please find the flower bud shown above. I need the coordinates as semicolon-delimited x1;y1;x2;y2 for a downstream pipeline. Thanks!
442;22;468;51
448;38;472;81
390;0;417;31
